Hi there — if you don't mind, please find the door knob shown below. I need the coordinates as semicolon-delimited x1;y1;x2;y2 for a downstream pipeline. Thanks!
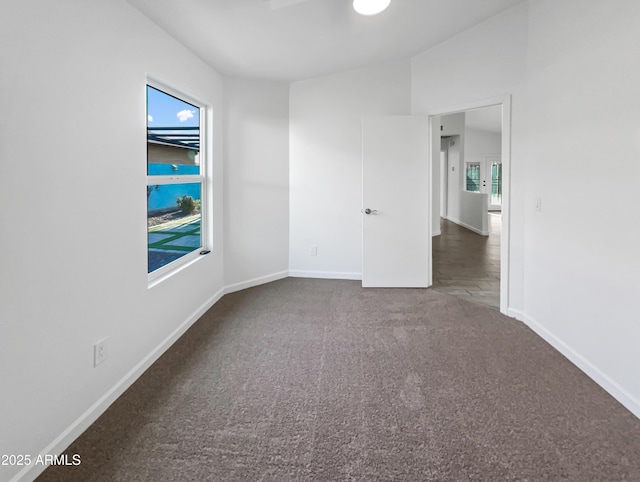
363;208;378;215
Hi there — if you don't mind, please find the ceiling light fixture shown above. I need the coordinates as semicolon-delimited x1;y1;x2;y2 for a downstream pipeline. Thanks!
353;0;391;16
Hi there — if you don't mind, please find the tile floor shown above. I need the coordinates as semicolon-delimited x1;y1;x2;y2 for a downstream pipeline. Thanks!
432;213;501;309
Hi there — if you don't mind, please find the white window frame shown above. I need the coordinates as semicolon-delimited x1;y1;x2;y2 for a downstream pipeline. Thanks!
146;78;209;286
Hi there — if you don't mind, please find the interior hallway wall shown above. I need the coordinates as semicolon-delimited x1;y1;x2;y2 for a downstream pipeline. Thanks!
289;59;411;279
0;2;224;481
223;78;290;291
431;115;442;235
438;113;466;228
465;128;501;157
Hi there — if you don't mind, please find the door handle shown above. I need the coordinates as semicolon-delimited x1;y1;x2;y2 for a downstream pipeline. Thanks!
363;208;378;215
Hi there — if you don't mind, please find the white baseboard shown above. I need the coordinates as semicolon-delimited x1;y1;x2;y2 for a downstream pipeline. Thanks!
447;217;489;236
289;270;362;280
13;288;225;482
18;271;295;481
507;307;525;321
521;313;640;420
224;270;289;295
14;271;298;481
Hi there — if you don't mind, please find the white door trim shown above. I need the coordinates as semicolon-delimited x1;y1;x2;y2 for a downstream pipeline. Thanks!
427;95;512;315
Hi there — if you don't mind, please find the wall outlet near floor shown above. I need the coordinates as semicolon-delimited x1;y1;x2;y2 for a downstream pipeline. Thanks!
310;245;318;256
94;338;108;367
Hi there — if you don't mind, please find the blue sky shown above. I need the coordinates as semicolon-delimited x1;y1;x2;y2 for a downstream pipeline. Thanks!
147;86;199;128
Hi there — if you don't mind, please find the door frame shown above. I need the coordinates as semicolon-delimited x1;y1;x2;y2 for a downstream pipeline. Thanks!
428;95;512;314
440;149;448;218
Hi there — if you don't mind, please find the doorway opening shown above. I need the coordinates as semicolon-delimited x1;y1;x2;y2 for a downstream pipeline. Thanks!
428;97;511;314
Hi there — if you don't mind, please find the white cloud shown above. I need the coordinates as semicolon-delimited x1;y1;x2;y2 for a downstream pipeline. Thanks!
177;109;195;122
147;114;153;123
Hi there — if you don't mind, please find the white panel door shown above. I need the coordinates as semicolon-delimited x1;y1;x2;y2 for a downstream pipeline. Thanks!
362;116;430;288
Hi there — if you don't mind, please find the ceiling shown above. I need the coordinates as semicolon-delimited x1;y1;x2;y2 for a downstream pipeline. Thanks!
128;0;524;82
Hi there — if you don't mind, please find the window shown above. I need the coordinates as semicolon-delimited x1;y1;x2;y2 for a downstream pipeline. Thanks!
465;162;481;192
146;82;207;277
490;161;502;206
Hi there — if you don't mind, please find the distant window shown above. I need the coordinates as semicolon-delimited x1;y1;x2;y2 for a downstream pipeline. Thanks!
146;82;207;278
490;161;502;206
465;162;481;192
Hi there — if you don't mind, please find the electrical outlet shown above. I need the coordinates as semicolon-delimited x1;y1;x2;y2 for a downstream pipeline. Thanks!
94;338;108;367
310;246;318;256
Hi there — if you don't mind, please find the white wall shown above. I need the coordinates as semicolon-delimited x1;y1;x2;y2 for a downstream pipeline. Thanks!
459;191;489;235
465;128;501;156
411;3;528;113
441;112;466;137
0;2;224;481
223;78;290;291
289;60;411;279
412;2;528;313
522;0;640;416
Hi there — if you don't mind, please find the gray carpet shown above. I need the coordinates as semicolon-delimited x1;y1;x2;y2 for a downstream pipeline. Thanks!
38;278;640;481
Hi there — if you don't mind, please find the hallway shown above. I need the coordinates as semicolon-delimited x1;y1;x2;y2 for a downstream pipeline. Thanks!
432;213;501;309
